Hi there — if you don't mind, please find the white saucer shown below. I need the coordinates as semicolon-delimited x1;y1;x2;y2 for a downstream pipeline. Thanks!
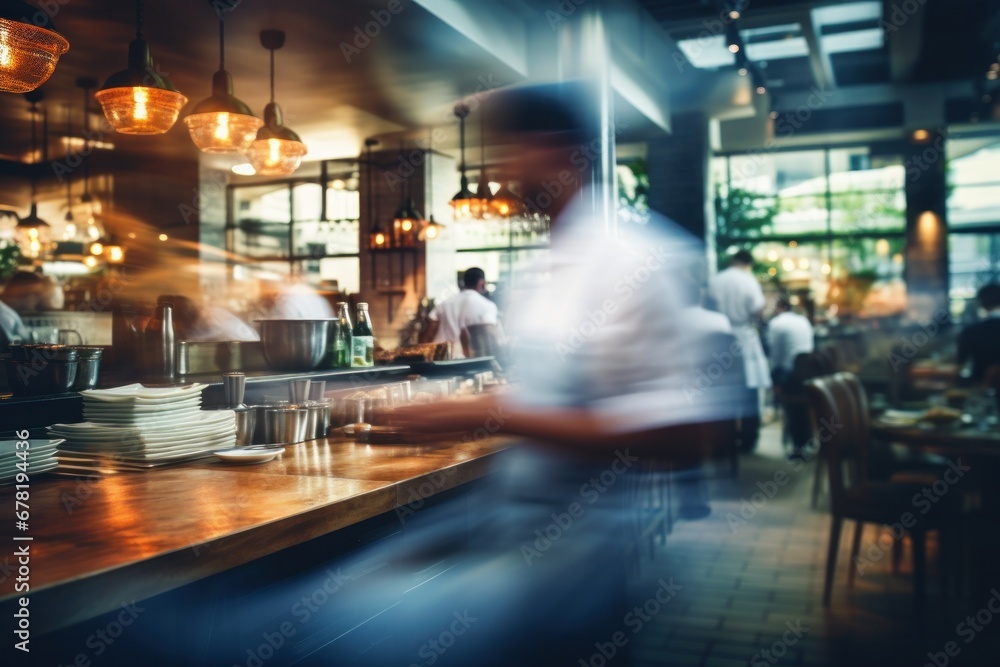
213;448;285;464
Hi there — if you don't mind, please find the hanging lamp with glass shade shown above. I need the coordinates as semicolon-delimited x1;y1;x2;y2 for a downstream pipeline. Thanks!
392;142;423;246
95;0;187;135
448;103;478;219
0;0;69;94
364;139;389;250
16;90;52;260
419;128;445;241
474;107;493;219
245;30;307;176
489;180;522;218
184;3;262;153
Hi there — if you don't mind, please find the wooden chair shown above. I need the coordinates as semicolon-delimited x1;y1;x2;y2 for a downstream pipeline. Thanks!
804;375;962;619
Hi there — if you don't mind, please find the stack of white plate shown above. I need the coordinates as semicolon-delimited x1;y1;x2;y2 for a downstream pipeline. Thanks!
48;383;237;473
0;439;62;484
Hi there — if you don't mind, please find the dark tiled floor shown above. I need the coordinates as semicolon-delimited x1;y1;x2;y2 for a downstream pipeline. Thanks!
626;423;1000;667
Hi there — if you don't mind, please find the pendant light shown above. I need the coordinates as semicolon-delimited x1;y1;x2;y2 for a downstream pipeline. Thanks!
0;1;69;93
62;98;76;240
365;139;388;250
489;181;522;218
474;106;492;219
392;141;423;246
77;77;105;243
448;103;477;219
16;90;52;260
420;127;445;241
95;0;187;135
184;2;262;154
245;29;307;176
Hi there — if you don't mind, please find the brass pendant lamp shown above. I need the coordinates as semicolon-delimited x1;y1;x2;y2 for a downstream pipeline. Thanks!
184;2;262;154
95;0;188;135
244;30;307;176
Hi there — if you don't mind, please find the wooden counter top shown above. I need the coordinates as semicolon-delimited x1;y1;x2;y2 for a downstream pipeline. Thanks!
0;434;510;634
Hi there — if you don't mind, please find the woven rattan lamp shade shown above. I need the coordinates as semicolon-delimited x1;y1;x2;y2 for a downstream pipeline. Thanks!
0;15;69;93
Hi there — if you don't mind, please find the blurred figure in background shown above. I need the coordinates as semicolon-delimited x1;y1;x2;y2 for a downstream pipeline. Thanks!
158;295;258;342
420;267;500;358
767;295;815;460
389;83;736;666
708;250;771;453
958;283;1000;384
261;279;334;319
0;270;38;350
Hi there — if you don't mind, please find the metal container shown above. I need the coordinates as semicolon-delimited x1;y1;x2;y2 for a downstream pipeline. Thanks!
263;405;310;444
289;379;311;403
5;353;79;396
70;346;103;391
233;406;257;446
303;401;331;439
257;319;335;371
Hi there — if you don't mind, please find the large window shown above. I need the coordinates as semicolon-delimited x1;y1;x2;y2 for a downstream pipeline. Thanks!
714;146;906;320
947;134;1000;319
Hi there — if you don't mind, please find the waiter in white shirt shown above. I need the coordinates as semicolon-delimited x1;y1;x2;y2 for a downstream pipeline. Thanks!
767;296;815;459
421;267;499;358
708;249;772;453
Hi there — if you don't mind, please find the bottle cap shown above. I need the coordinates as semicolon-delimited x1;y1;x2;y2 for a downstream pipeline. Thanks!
357;302;368;308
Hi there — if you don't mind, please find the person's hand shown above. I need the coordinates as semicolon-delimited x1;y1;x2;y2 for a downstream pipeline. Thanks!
388;394;504;435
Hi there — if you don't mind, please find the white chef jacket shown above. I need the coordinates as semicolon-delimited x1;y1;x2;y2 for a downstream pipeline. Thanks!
429;289;499;359
708;266;772;389
767;311;815;373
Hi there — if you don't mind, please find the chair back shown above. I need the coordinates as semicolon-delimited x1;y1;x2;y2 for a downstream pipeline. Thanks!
804;376;862;515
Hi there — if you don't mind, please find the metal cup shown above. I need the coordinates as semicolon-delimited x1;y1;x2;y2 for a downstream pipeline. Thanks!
264;405;309;444
233;406;257;447
340;398;367;427
289;379;311;404
308;380;327;402
224;372;247;408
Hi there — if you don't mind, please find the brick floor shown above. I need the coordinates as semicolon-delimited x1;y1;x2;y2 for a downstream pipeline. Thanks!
626;422;1000;667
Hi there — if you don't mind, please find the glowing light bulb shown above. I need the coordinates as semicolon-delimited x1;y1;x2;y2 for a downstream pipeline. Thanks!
375;232;385;246
766;250;778;262
425;225;438;240
822;263;832;275
90;242;103;255
214;113;231;141
782;258;794;271
268;138;281;167
133;87;149;121
158;233;168;241
0;28;12;68
84;255;97;268
401;219;413;232
28;228;38;239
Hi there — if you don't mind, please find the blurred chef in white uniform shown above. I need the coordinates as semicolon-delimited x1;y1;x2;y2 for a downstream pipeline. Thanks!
420;267;499;358
389;83;736;666
708;249;772;453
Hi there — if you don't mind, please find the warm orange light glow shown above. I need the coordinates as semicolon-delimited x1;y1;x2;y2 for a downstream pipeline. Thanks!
185;112;262;154
374;232;385;246
96;86;188;135
245;137;307;176
424;225;438;240
106;245;124;263
158;233;168;241
0;18;69;94
912;129;930;142
83;255;98;268
90;242;104;256
917;211;941;250
875;238;890;256
401;219;413;232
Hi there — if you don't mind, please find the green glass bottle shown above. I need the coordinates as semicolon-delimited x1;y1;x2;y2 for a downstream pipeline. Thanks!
352;302;374;367
334;302;353;368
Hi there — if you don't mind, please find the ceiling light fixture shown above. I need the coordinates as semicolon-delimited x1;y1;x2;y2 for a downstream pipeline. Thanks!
365;138;388;249
392;141;423;245
16;90;52;260
0;0;69;93
751;67;767;95
184;1;262;154
96;0;187;134
245;29;307;176
449;103;478;219
725;23;742;54
419;127;445;241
